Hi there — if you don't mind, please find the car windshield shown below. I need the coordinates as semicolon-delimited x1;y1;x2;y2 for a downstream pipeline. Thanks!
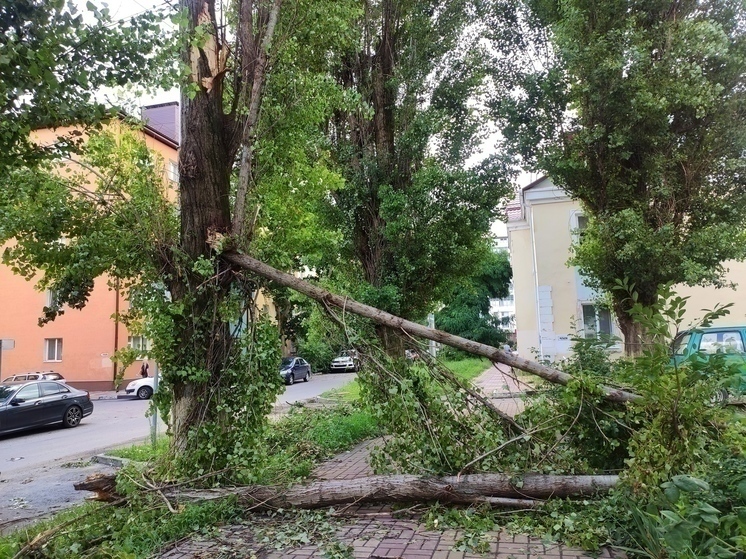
672;333;692;356
0;384;20;401
280;358;294;368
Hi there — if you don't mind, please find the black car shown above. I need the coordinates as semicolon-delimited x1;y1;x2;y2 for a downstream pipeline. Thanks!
0;380;94;435
280;357;311;385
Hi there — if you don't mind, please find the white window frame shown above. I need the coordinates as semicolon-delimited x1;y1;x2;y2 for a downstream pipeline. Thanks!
46;289;62;308
44;338;63;362
128;335;151;359
167;160;179;183
580;303;613;340
570;210;589;241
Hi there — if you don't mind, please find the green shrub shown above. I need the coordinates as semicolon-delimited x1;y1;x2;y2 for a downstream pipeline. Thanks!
260;405;379;485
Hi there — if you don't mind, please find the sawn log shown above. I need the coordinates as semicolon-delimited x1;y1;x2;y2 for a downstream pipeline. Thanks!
76;472;618;509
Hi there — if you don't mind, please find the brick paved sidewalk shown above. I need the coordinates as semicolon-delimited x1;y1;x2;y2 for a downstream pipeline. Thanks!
159;366;612;559
472;363;534;417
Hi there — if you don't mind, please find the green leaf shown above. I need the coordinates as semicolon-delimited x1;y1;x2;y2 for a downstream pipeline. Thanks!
671;475;710;493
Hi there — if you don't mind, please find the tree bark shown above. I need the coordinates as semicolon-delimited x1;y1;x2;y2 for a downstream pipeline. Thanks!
233;0;283;242
170;0;283;463
222;250;641;403
613;298;651;357
77;472;618;508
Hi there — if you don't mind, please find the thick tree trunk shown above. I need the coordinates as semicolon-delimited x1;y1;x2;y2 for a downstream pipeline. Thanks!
222;251;641;403
77;473;618;508
375;324;405;357
170;0;241;456
613;299;651;357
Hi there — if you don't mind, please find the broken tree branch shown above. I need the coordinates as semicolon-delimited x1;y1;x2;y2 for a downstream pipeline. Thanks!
222;251;641;404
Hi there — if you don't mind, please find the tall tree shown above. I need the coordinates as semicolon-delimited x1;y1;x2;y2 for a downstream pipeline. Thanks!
435;246;512;348
327;0;517;352
0;0;359;473
158;0;360;463
495;0;746;353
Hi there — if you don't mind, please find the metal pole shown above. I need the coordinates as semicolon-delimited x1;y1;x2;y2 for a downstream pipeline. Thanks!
150;361;159;448
428;314;436;357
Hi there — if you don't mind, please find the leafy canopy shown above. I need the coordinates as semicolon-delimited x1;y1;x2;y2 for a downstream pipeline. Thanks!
495;0;746;317
0;0;175;168
327;0;518;322
435;246;512;348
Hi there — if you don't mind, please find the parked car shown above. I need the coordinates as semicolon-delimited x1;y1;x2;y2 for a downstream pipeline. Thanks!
329;350;359;373
672;326;746;400
2;372;65;383
280;357;311;385
125;377;155;400
404;349;421;361
0;380;93;435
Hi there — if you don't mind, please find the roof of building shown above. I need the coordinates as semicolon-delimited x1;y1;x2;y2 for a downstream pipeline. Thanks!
522;174;549;192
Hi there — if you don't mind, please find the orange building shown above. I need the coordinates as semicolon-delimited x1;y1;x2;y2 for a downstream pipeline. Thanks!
0;107;180;391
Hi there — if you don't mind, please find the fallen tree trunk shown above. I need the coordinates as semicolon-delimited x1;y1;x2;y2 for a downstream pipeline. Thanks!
77;472;618;509
223;250;640;404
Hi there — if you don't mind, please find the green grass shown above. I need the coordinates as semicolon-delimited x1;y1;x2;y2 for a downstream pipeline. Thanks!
321;358;492;403
320;377;361;402
442;357;492;382
0;494;240;559
261;405;379;484
108;435;170;461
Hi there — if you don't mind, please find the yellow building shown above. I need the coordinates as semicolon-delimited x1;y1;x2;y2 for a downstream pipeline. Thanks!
507;176;746;360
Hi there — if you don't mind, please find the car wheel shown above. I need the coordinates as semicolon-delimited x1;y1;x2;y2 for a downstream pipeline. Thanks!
287;374;294;385
710;388;729;405
304;371;310;382
63;405;83;428
137;386;153;400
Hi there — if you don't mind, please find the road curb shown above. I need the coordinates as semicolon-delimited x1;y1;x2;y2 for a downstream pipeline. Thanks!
89;392;121;400
91;454;130;468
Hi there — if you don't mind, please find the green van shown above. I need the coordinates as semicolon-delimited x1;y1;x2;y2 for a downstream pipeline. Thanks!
672;326;746;400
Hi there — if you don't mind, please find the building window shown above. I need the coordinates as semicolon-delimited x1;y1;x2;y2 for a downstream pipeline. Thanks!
45;338;63;361
498;295;515;306
128;335;150;358
582;304;612;339
576;214;588;232
168;160;179;183
571;212;589;242
46;289;61;308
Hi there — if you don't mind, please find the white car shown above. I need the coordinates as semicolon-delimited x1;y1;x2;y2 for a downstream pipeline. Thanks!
329;351;359;373
125;377;155;400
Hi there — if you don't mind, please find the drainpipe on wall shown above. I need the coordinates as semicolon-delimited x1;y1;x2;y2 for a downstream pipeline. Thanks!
528;203;544;360
113;277;120;388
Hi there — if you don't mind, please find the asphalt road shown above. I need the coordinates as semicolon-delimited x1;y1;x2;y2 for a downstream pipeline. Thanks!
275;371;356;406
0;371;355;532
